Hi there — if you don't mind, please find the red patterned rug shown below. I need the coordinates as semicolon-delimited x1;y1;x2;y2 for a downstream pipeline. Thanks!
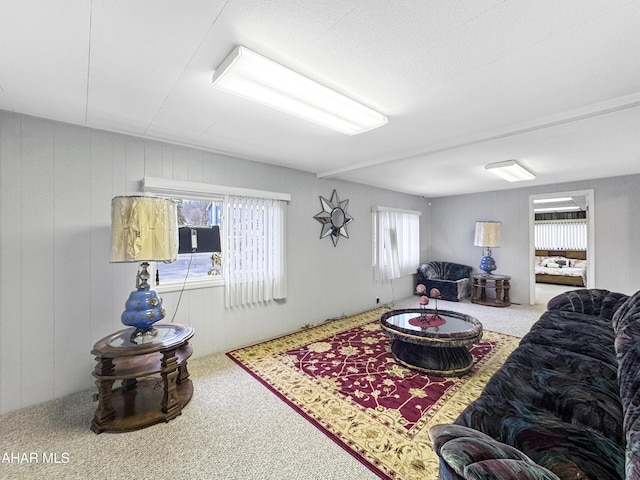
227;307;519;480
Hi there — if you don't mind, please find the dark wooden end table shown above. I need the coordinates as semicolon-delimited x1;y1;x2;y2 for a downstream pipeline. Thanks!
380;309;483;376
471;273;511;307
91;323;194;433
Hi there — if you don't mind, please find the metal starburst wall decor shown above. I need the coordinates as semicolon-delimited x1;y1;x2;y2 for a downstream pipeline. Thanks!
313;190;354;247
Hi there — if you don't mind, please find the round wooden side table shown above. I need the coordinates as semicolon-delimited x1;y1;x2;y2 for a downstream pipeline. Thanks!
91;323;194;433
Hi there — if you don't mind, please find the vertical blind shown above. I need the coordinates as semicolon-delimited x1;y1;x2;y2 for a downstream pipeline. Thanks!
224;195;287;307
373;208;420;281
535;220;587;250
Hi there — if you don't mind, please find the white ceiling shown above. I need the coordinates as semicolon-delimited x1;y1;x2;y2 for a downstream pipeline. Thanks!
1;0;639;197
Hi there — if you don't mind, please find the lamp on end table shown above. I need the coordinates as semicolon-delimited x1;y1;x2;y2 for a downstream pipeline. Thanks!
110;195;178;339
474;221;501;275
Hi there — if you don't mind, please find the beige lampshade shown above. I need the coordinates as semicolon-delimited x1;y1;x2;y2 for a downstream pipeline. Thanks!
110;196;178;263
474;221;501;248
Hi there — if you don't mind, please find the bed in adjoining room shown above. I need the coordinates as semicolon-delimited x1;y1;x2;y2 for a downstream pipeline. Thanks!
535;249;586;287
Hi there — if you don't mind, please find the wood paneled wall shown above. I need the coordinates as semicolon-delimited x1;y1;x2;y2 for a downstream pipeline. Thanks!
3;109;638;415
429;175;640;303
0;111;429;414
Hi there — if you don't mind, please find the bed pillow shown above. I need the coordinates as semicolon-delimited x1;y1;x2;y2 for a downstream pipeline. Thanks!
539;257;553;267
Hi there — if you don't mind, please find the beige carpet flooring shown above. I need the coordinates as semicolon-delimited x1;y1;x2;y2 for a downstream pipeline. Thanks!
0;289;563;480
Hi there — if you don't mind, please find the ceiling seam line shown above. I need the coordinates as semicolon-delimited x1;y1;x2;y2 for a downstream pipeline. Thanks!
143;0;232;136
317;100;640;179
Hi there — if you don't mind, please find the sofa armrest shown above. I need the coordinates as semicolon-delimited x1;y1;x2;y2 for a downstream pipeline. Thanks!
613;290;640;478
463;459;563;480
429;424;561;480
546;288;629;319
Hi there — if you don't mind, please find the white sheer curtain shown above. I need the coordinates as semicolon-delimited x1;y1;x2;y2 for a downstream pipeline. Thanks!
373;208;420;282
224;195;287;307
535;220;587;250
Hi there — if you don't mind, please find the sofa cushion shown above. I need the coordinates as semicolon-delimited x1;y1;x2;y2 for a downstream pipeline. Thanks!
547;288;629;320
505;343;618;388
533;309;614;336
520;322;618;368
481;363;623;444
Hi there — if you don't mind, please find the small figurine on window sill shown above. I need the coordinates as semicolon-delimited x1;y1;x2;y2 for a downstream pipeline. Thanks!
208;252;222;276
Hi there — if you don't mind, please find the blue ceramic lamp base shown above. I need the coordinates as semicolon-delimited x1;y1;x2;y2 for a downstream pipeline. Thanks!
479;248;497;275
121;262;165;338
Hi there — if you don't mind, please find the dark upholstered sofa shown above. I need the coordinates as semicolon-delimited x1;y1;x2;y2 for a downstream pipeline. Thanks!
416;261;472;302
429;288;640;480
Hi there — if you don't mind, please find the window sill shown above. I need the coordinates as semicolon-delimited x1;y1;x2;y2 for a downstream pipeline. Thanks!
155;277;224;293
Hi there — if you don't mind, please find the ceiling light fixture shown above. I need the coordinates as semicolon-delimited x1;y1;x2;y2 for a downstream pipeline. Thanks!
485;160;535;182
533;197;573;204
211;46;388;135
534;206;581;213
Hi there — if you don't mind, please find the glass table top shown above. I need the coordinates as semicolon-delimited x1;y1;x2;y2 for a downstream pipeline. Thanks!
381;309;482;340
107;324;185;348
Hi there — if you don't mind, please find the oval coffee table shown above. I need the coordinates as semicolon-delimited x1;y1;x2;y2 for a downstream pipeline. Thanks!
380;309;483;376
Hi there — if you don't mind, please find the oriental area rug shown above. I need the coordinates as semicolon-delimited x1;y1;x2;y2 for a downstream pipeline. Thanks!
227;307;519;480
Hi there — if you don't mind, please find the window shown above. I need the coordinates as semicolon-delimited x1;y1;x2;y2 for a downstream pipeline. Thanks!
224;195;287;307
143;177;290;303
535;220;587;250
373;207;421;282
157;199;223;285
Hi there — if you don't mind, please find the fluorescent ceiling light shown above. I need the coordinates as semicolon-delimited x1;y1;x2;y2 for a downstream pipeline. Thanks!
533;197;573;204
534;206;581;212
211;46;388;135
485;160;535;182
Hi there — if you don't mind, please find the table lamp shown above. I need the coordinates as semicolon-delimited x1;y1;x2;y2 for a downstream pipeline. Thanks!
110;195;178;337
474;221;501;275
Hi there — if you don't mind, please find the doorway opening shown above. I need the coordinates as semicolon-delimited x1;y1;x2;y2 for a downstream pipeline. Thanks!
529;189;595;305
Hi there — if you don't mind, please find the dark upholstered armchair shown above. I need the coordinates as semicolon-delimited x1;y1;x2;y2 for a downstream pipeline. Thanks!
416;261;472;302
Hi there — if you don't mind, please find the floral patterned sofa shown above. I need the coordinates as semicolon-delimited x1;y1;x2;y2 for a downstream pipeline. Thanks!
429;288;640;480
416;261;472;302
